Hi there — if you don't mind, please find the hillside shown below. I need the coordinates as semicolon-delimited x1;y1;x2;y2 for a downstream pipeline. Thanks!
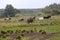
0;9;41;16
0;9;41;13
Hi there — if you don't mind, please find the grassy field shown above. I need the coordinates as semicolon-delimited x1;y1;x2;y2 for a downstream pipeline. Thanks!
0;15;60;40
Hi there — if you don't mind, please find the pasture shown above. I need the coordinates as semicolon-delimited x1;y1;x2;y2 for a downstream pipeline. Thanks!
0;15;60;40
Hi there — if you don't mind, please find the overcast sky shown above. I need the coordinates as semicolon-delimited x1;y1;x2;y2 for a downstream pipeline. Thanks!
0;0;60;9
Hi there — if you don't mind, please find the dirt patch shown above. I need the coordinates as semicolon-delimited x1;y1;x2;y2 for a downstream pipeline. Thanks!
9;32;60;40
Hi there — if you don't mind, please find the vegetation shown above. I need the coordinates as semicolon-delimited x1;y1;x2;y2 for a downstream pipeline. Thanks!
0;4;20;18
41;3;60;16
0;3;60;17
0;3;60;40
0;15;60;40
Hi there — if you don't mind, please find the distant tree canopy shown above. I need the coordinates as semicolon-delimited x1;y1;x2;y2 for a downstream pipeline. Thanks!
4;4;16;17
42;8;53;14
0;3;60;17
1;4;20;18
41;8;60;16
40;3;60;16
45;3;60;10
52;10;60;16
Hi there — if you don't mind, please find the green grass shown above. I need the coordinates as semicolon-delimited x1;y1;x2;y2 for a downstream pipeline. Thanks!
22;37;29;40
0;16;60;40
0;37;10;40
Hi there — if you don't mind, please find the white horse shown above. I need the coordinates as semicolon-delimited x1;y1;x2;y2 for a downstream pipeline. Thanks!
4;17;11;22
38;17;44;20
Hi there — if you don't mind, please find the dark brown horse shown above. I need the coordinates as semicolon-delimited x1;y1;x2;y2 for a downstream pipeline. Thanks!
44;16;51;19
27;17;34;24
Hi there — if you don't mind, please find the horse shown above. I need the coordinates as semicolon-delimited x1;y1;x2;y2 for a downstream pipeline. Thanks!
44;16;51;19
27;17;34;24
18;18;24;22
39;17;44;20
4;17;11;22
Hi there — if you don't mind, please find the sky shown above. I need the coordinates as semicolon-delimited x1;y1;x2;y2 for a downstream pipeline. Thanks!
0;0;60;9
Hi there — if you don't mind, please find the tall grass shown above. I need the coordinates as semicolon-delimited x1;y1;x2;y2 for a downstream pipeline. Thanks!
0;16;60;40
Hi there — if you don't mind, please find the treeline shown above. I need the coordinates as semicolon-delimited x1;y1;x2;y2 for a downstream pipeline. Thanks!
41;3;60;16
0;7;40;17
0;4;20;18
0;3;60;18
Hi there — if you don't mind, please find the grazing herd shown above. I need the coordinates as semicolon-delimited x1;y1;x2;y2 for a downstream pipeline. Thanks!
4;16;51;24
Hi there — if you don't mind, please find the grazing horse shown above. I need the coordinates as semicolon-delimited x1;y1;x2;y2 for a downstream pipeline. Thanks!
44;16;51;19
27;17;34;24
18;18;24;22
4;17;11;22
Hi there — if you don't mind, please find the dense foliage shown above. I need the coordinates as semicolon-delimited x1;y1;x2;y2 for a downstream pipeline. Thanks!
0;3;60;17
0;4;20;18
41;3;60;16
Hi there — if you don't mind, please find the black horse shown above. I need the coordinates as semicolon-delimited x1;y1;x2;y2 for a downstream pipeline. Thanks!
44;16;51;19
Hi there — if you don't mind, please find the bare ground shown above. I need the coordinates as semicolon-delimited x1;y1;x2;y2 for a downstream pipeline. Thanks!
9;32;60;40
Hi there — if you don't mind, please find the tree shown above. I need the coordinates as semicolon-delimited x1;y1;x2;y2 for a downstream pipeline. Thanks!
52;10;60;16
41;8;60;16
4;4;16;17
41;8;53;16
